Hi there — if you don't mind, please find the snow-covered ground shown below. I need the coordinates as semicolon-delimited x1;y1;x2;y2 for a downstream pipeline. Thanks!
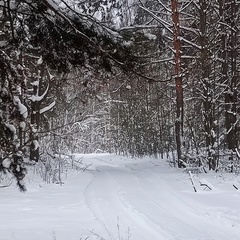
1;153;240;240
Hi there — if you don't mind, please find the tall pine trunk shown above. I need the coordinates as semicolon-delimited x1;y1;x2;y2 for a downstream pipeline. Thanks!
199;0;217;170
171;0;184;167
225;1;238;151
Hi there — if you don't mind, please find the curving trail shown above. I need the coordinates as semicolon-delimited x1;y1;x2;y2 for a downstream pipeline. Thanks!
1;154;240;240
83;156;240;240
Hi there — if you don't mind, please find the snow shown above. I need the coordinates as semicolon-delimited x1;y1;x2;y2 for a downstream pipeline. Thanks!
18;103;28;119
31;80;39;86
2;158;12;168
0;40;8;47
19;121;26;131
39;100;56;114
143;32;157;40
14;96;28;118
32;140;39;151
5;123;17;137
37;56;43;65
1;153;240;240
29;85;49;102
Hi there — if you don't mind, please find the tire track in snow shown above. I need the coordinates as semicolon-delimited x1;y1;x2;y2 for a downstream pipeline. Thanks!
84;172;114;240
84;166;172;240
107;168;188;240
106;170;175;240
131;169;240;240
84;161;240;240
108;165;239;240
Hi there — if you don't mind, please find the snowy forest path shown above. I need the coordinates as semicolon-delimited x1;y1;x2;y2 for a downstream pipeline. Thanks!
83;156;240;240
2;154;240;240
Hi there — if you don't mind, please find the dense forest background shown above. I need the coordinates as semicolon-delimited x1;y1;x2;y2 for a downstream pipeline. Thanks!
0;0;240;189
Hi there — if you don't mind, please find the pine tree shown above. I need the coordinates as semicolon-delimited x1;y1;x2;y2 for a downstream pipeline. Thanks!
0;0;142;189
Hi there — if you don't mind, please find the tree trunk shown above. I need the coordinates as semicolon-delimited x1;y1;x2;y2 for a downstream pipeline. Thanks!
30;83;40;161
225;0;238;151
171;0;184;167
30;64;45;161
199;0;217;170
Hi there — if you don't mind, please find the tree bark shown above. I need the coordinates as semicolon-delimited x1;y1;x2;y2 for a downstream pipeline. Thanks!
199;0;217;170
171;0;184;167
225;0;238;151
